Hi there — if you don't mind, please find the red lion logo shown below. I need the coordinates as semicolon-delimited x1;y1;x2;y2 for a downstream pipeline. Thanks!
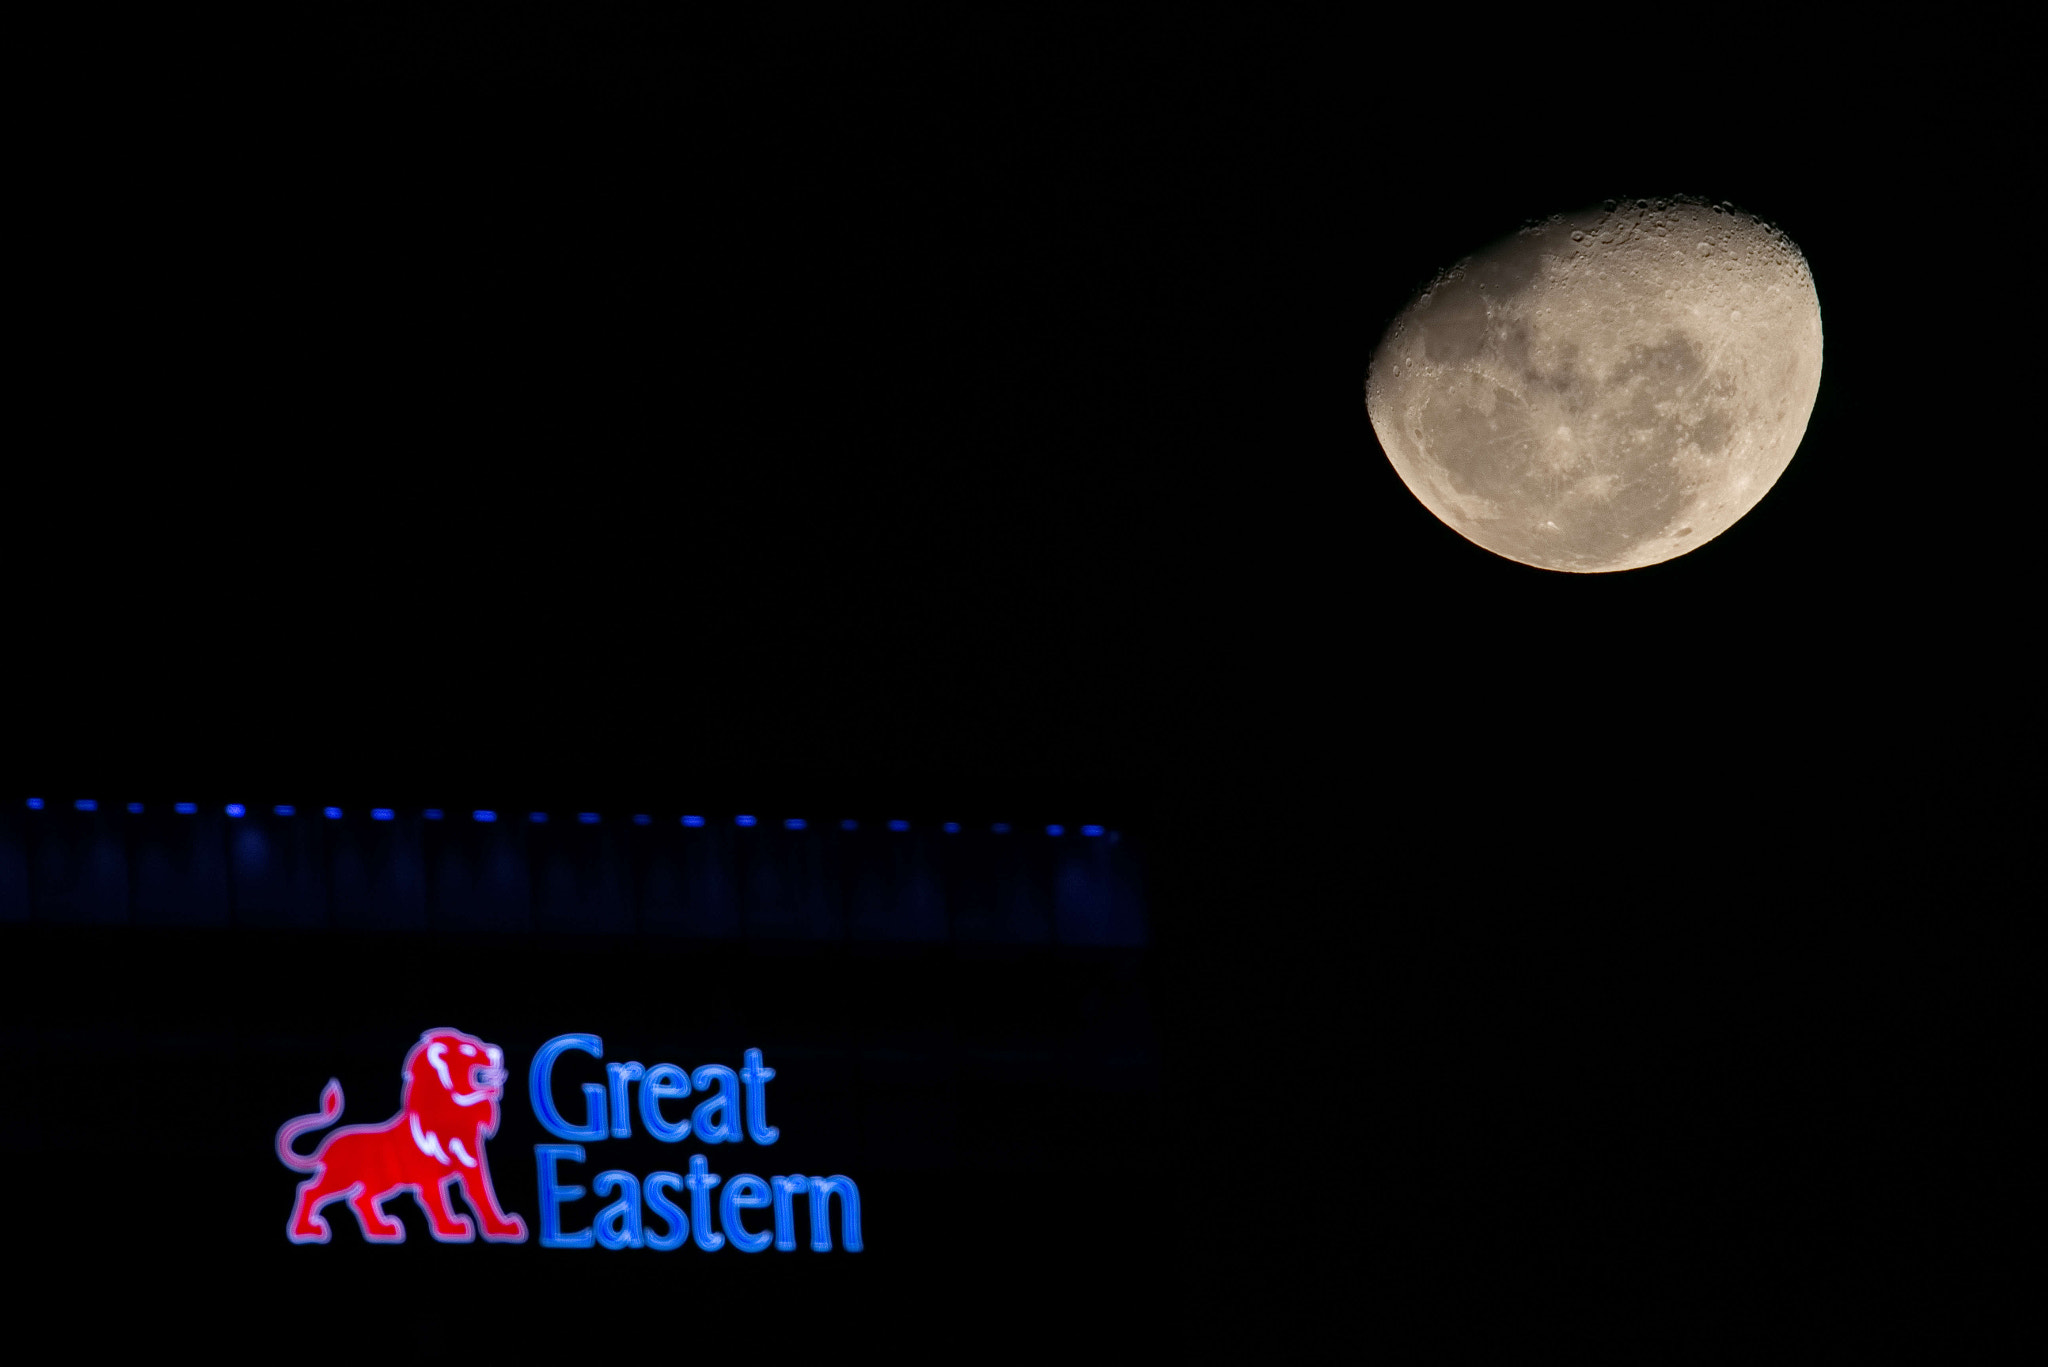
278;1027;528;1244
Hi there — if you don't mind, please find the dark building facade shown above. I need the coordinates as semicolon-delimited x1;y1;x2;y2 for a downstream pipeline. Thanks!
2;796;1159;1351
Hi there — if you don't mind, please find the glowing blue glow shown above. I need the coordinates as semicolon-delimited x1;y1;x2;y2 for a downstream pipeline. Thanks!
176;803;199;816
942;822;959;833
592;1170;644;1249
735;815;756;827
1082;824;1104;837
529;812;548;824
691;1065;742;1144
632;814;652;826
840;819;858;831
322;807;341;820
721;1175;773;1253
371;808;394;822
1046;824;1064;837
74;799;97;812
991;823;1010;834
25;798;43;810
772;1175;810;1252
887;819;909;832
273;804;294;817
682;815;706;828
534;1145;593;1249
639;1064;692;1143
606;1062;645;1139
741;1049;779;1145
643;1172;689;1250
807;1175;864;1252
531;1034;608;1142
423;809;444;820
226;804;246;818
686;1155;725;1252
473;810;497;823
578;812;600;825
784;817;806;830
127;803;144;814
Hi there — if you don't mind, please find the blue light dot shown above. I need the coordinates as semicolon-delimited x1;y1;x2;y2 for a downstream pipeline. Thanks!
782;817;805;830
943;822;959;833
273;805;294;817
528;812;547;824
840;819;859;831
322;807;342;820
1082;824;1104;837
887;819;909;832
632;814;652;826
735;814;757;827
371;808;394;822
991;822;1010;834
682;815;706;828
1045;824;1064;837
176;803;199;816
423;809;444;821
74;799;98;812
226;804;246;819
25;798;44;810
578;812;600;825
473;810;497;823
127;803;145;815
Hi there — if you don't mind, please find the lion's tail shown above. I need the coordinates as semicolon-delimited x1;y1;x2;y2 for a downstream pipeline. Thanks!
275;1079;344;1172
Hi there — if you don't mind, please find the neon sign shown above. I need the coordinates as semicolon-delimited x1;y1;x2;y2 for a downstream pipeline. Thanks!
276;1029;862;1253
277;1028;528;1245
528;1034;860;1252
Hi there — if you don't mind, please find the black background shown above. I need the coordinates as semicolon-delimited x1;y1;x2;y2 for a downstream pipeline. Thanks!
9;7;2030;1354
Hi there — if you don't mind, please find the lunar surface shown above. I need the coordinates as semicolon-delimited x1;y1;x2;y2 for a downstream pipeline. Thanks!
1365;196;1822;572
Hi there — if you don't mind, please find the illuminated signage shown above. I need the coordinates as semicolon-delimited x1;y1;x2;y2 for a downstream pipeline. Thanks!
527;1033;860;1253
276;1028;861;1253
278;1028;526;1245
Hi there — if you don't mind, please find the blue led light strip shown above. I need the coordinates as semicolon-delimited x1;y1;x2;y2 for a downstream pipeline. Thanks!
18;798;1113;840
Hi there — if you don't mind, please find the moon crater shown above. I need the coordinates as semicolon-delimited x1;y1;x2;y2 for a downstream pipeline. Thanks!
1367;197;1822;572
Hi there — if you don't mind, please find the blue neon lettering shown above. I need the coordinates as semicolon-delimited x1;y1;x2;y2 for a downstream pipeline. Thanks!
535;1145;594;1249
720;1174;773;1253
807;1176;863;1253
592;1171;644;1250
530;1034;607;1142
690;1065;742;1144
643;1171;689;1251
685;1154;725;1251
771;1174;809;1252
522;1040;859;1254
639;1063;692;1143
740;1048;779;1145
605;1062;645;1140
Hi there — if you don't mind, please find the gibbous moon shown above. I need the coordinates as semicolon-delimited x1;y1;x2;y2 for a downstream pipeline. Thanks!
1365;196;1822;572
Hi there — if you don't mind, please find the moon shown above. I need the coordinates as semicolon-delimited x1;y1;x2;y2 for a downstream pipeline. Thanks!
1365;196;1822;572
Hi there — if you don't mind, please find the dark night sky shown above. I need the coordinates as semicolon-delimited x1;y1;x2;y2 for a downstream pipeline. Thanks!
17;11;2022;799
10;8;2029;1349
